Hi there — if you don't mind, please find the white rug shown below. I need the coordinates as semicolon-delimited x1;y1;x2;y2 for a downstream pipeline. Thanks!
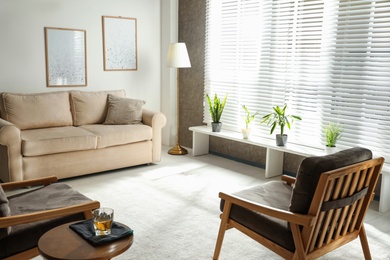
35;148;390;259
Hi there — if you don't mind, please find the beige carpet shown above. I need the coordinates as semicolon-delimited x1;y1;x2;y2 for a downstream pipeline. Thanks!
35;147;390;259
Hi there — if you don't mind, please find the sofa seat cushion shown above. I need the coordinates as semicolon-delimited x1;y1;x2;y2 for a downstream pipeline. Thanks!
0;183;91;259
70;90;126;126
0;91;73;130
21;126;98;157
80;124;152;149
220;181;295;251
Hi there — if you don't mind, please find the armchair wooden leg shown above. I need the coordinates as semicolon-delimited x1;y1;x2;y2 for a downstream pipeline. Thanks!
359;225;372;260
213;202;232;260
290;223;307;260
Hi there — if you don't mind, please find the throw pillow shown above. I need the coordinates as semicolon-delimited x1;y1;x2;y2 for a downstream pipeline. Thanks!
0;185;11;239
104;94;146;125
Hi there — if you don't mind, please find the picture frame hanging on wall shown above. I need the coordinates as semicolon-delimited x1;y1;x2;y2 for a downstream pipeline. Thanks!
44;27;87;87
102;16;138;71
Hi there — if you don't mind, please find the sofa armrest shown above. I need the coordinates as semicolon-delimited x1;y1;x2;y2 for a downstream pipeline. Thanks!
0;118;23;182
142;109;166;127
142;109;167;162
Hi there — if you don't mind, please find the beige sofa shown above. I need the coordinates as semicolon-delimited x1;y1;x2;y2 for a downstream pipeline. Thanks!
0;89;166;182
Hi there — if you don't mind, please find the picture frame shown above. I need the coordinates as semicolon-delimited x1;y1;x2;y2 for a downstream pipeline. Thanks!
102;16;138;71
44;27;87;87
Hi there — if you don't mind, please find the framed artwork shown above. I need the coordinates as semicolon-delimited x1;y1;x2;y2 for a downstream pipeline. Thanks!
102;16;138;71
44;27;87;87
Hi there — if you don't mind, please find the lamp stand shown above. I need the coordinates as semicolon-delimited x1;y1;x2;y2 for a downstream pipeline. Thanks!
168;69;188;155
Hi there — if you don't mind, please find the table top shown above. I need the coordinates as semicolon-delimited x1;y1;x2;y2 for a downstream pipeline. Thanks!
38;221;133;260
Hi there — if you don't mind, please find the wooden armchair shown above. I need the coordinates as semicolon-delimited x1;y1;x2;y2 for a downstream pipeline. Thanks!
0;176;100;260
213;147;384;260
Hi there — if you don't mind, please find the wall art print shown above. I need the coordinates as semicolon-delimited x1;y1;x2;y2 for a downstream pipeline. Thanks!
44;27;87;87
102;16;138;71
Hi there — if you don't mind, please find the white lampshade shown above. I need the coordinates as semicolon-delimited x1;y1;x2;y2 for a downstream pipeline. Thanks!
166;43;191;68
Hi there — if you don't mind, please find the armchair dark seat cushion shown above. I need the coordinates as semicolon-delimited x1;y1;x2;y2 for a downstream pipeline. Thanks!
290;147;372;214
0;183;93;259
221;181;295;251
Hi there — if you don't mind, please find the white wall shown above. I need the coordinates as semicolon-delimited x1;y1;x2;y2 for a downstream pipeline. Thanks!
0;0;162;113
161;0;178;147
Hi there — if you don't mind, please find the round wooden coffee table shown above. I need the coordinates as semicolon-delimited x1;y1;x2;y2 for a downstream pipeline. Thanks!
38;221;133;260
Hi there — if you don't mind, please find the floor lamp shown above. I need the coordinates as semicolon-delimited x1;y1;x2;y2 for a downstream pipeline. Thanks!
166;42;191;155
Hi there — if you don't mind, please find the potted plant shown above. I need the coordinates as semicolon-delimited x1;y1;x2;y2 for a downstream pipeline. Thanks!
206;93;228;132
324;122;342;153
241;104;259;139
261;104;302;146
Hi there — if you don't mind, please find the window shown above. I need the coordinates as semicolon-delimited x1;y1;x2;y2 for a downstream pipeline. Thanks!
204;0;390;160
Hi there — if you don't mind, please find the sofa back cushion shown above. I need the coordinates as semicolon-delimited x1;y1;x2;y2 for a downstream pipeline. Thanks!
289;147;372;214
0;92;73;130
0;185;11;239
70;90;126;126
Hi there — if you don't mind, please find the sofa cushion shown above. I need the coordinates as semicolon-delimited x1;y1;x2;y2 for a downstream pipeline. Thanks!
0;185;11;239
70;90;126;126
289;147;372;214
104;94;145;125
1;92;73;130
80;124;152;149
221;181;295;251
21;126;98;157
0;183;91;259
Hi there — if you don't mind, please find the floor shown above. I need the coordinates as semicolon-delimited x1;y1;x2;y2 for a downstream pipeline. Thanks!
182;146;390;245
28;145;390;259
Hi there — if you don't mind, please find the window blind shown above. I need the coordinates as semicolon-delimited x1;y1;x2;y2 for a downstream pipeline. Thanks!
323;1;390;157
204;0;390;160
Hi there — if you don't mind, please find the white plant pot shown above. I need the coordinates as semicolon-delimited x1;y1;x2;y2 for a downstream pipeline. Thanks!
325;145;337;154
241;128;252;139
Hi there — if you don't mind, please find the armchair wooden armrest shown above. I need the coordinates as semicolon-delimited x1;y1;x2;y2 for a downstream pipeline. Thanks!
0;200;100;228
0;176;58;191
281;175;296;186
219;192;315;227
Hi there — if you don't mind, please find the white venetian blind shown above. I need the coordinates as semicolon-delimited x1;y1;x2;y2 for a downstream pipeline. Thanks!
204;0;390;160
204;0;265;132
321;0;390;157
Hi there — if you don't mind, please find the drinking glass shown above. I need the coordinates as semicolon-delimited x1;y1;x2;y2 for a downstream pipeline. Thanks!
93;208;114;236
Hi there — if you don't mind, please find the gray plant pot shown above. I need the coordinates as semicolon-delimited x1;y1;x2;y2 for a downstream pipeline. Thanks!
276;134;288;146
211;122;222;132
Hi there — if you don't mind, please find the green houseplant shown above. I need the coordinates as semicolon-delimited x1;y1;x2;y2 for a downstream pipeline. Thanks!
206;93;228;132
324;122;342;151
261;104;302;146
241;104;259;139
